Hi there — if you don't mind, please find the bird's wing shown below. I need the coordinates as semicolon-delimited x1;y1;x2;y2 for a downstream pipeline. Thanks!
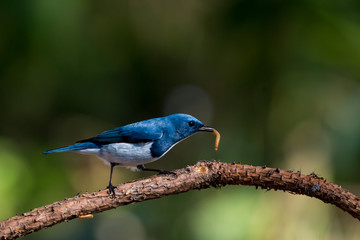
77;124;163;144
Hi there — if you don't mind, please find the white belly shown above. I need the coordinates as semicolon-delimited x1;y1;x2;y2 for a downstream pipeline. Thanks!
77;142;157;166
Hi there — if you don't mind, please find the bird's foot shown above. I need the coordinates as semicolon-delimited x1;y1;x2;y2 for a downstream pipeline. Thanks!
136;164;176;176
107;184;117;197
158;169;177;175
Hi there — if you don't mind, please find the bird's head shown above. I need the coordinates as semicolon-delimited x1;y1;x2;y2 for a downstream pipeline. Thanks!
167;114;215;138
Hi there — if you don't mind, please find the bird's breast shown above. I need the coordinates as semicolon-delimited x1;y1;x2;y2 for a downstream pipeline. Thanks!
98;142;157;166
149;137;180;159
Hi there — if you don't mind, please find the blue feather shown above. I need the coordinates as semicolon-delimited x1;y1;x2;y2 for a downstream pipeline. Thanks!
76;119;163;144
42;142;99;154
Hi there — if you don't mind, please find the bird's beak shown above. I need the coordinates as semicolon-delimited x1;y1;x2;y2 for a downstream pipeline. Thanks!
198;126;221;151
198;126;215;132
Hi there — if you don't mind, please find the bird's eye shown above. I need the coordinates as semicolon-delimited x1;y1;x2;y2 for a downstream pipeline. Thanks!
188;121;195;127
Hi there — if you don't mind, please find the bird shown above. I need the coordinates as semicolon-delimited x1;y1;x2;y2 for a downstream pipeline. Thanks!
43;113;220;196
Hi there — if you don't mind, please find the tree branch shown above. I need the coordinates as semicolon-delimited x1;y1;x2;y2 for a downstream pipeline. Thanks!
1;160;359;239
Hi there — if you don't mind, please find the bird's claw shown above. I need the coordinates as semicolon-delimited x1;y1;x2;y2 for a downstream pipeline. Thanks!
158;170;177;175
107;184;117;197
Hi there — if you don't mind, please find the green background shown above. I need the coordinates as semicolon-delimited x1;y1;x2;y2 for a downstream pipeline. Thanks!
1;1;360;239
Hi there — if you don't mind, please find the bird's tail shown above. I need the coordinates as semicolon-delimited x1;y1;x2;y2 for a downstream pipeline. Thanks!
42;142;99;154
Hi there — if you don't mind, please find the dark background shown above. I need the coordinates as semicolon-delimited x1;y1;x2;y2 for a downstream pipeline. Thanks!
1;1;360;239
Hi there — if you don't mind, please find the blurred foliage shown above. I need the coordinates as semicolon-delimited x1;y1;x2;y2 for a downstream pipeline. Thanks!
1;0;360;239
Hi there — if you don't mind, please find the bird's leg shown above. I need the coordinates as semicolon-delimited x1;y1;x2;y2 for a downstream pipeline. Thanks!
137;164;176;175
107;162;119;196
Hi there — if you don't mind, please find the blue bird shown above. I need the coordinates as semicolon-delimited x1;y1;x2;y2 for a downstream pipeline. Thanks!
43;114;220;195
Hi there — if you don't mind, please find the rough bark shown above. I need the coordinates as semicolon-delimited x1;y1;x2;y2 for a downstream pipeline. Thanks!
1;161;359;239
